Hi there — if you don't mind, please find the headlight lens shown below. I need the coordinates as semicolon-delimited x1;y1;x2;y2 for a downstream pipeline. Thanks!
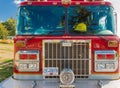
18;62;39;72
97;63;106;70
106;63;115;69
29;63;37;69
19;63;27;69
95;62;117;72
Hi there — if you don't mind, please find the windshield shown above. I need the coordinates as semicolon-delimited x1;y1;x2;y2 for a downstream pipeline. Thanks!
17;6;65;35
17;5;115;35
68;6;115;35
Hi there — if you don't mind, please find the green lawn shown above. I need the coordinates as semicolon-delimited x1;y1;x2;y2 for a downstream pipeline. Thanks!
0;59;13;82
0;43;13;82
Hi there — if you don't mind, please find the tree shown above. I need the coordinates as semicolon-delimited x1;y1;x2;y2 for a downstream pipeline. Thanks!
2;18;16;36
0;23;9;39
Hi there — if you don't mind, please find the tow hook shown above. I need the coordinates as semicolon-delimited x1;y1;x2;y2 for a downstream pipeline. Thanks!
32;81;37;88
98;80;103;88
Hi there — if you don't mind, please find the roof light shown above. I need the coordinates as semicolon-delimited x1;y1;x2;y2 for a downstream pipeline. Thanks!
85;0;104;1
26;0;47;1
53;2;58;5
76;2;80;5
61;0;71;5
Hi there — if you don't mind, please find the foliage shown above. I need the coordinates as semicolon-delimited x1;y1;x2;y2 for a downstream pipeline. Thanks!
2;18;16;36
0;18;16;39
0;23;9;39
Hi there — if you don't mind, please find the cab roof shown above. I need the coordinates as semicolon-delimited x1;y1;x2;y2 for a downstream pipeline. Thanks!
20;0;112;6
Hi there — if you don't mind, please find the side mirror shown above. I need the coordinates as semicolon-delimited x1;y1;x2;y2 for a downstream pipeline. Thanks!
114;12;117;33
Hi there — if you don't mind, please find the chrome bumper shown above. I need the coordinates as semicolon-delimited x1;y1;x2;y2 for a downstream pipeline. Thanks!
1;77;120;88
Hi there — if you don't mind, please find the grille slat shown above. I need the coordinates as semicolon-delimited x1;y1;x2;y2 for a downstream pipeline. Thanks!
43;40;91;79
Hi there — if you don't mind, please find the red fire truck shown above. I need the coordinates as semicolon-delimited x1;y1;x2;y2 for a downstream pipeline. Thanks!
12;0;120;88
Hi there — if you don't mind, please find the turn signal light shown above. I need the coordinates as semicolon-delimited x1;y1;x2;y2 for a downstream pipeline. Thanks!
16;41;26;48
97;54;115;60
97;54;105;60
108;40;118;47
95;50;116;60
19;54;37;60
19;54;28;60
106;54;114;60
29;54;37;59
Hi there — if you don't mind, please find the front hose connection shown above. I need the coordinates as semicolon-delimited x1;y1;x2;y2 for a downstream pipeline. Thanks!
32;81;37;88
98;80;103;88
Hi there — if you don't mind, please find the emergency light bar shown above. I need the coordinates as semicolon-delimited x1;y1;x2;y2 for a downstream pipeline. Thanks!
85;0;104;1
25;0;105;2
26;0;47;1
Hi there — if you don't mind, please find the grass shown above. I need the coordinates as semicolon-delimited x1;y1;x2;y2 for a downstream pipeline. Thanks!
0;43;14;82
0;60;13;82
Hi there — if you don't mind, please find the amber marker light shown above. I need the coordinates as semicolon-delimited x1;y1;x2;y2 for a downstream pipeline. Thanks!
61;0;71;5
108;40;118;47
16;41;26;48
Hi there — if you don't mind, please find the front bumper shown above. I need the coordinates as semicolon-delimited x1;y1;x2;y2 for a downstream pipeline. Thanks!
1;77;120;88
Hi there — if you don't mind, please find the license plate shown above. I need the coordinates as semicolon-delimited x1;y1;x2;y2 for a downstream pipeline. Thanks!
43;67;58;76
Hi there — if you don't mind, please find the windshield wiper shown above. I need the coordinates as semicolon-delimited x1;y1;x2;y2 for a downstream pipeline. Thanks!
47;30;65;35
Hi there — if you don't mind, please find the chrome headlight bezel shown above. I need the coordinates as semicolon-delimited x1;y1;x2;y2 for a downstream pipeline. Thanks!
18;62;39;72
94;50;118;72
15;50;40;72
95;61;118;72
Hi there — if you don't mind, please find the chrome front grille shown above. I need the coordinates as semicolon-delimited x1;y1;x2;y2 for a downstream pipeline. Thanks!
43;40;91;78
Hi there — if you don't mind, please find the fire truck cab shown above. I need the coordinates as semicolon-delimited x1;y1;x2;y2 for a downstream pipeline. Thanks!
12;0;120;88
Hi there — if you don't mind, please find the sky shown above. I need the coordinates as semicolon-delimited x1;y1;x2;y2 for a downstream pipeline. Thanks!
0;0;18;21
0;0;120;35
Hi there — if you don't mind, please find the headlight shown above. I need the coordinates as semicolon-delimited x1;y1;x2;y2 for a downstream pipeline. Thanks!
106;63;115;69
95;50;118;72
29;63;37;69
60;69;75;85
97;63;106;70
18;62;39;72
95;61;117;72
15;50;39;72
19;63;27;69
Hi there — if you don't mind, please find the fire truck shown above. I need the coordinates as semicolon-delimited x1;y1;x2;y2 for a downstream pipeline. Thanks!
10;0;120;88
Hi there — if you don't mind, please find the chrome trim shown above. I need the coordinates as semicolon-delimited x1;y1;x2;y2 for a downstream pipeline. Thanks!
94;50;118;72
13;74;44;80
43;40;91;78
2;77;120;88
15;50;40;72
